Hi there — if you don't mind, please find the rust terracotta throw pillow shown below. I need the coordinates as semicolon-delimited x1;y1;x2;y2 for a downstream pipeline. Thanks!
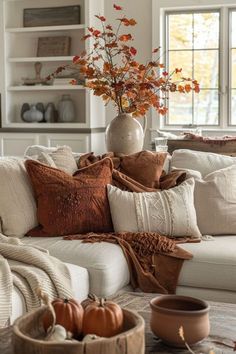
120;150;167;188
25;158;114;237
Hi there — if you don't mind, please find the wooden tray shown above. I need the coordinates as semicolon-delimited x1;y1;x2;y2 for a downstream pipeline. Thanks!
12;305;145;354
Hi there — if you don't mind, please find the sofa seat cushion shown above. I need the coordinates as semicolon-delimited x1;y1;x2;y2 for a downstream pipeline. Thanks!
22;237;130;297
11;262;89;323
179;236;236;292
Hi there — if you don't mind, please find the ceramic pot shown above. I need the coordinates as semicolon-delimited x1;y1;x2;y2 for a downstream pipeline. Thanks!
58;94;75;123
150;295;210;348
105;113;145;155
22;105;43;123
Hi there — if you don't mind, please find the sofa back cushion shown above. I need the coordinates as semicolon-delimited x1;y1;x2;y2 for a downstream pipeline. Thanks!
194;165;236;235
25;158;114;237
0;157;37;237
171;149;236;177
107;179;201;239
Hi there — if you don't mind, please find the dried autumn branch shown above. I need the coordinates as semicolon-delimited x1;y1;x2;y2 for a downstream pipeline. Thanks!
47;4;200;118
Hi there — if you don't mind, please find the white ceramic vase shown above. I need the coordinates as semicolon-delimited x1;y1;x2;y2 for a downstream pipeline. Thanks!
105;113;145;155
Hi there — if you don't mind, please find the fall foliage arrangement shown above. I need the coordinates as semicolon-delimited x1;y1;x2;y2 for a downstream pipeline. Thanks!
48;4;200;118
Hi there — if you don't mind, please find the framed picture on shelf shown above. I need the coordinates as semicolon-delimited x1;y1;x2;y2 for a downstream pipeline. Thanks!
23;5;81;27
37;36;71;57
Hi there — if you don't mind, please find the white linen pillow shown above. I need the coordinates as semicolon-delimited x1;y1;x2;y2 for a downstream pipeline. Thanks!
171;149;236;177
26;145;79;175
0;157;37;237
194;165;236;235
107;179;201;239
38;146;78;174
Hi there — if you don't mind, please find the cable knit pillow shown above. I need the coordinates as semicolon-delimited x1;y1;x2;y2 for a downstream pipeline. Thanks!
25;158;114;237
107;179;201;239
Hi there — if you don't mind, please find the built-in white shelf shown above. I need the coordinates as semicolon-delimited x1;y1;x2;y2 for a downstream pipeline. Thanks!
8;85;85;91
8;56;74;63
5;24;85;33
4;122;87;129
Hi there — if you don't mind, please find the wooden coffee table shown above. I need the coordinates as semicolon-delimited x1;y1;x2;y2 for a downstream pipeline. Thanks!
113;292;236;354
1;292;235;354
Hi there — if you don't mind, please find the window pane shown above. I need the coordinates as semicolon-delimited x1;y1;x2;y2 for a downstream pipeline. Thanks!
194;50;219;88
169;14;192;50
168;92;193;125
231;90;236;124
231;49;236;88
193;12;219;49
169;51;192;79
194;90;219;125
232;12;236;48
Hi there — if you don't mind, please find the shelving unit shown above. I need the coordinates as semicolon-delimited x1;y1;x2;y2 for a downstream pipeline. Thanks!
8;85;85;91
8;56;75;62
0;0;106;155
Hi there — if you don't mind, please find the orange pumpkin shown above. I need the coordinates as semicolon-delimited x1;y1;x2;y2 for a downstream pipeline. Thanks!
82;297;123;337
43;298;84;337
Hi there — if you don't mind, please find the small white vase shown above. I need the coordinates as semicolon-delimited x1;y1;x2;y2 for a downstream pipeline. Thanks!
58;94;75;122
105;113;145;155
22;105;43;123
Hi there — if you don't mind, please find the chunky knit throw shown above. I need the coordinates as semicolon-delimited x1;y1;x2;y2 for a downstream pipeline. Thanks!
0;234;72;327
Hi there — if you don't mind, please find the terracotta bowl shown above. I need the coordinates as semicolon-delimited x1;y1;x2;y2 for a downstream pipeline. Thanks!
150;295;210;348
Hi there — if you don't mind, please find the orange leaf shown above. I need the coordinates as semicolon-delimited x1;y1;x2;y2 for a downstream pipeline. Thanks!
73;55;80;64
95;15;106;22
82;34;91;40
175;68;182;74
130;47;137;56
185;84;192;93
103;62;111;72
114;4;123;10
119;34;132;42
178;85;185;93
93;30;101;37
119;18;137;26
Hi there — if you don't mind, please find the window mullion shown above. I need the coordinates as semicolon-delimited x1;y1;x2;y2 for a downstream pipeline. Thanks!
220;7;229;128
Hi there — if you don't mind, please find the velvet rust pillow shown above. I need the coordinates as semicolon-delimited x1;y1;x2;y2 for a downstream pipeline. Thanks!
119;150;167;188
25;158;114;237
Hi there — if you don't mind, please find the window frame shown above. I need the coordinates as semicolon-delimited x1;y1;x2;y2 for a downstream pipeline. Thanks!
164;9;221;128
152;4;236;132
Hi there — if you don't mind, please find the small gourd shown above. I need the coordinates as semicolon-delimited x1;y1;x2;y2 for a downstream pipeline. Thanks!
46;324;67;341
82;296;123;337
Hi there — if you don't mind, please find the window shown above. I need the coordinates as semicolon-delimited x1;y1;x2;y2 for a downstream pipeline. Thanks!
163;8;236;129
230;11;236;124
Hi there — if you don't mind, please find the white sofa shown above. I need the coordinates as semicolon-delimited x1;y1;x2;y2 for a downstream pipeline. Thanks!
4;148;236;322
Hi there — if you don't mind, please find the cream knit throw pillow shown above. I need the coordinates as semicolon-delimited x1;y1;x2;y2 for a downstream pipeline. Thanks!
107;178;201;239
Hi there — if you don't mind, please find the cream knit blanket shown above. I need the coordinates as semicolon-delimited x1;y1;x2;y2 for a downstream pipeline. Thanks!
0;234;73;327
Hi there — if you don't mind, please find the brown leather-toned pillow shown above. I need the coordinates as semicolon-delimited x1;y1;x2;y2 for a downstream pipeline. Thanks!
25;158;114;237
119;150;167;188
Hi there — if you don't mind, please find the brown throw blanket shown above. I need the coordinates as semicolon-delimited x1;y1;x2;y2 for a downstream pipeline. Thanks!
78;151;186;192
64;232;195;294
